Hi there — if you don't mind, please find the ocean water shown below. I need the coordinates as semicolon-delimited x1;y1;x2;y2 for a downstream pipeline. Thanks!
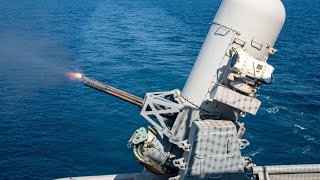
0;0;319;179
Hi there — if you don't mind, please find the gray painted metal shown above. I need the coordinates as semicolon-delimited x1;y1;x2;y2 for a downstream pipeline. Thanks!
128;127;148;146
253;164;320;174
55;173;168;180
140;90;184;137
268;173;320;180
210;84;261;115
182;23;236;107
179;120;246;179
253;164;320;180
213;0;285;60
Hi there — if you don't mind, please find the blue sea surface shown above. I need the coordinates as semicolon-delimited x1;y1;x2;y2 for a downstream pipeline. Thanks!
0;0;319;179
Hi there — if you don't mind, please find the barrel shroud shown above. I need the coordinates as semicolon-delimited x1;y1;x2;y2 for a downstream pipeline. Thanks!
84;77;143;107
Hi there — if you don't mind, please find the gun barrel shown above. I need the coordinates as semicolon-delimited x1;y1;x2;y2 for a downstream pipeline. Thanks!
84;77;143;107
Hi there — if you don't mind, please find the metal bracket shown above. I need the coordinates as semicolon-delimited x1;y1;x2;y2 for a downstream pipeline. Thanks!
233;37;246;47
237;123;246;139
251;39;263;50
140;90;184;138
127;127;148;148
268;47;278;55
173;158;186;170
177;140;191;151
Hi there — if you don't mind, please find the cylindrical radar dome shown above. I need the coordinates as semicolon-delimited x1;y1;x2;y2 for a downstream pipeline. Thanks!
213;0;286;47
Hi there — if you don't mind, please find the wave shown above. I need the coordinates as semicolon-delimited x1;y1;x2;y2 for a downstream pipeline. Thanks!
304;135;316;143
257;94;270;100
247;148;263;157
294;124;306;130
266;105;287;114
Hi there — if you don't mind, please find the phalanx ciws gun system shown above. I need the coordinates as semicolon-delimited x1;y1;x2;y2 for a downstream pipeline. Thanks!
82;0;320;179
